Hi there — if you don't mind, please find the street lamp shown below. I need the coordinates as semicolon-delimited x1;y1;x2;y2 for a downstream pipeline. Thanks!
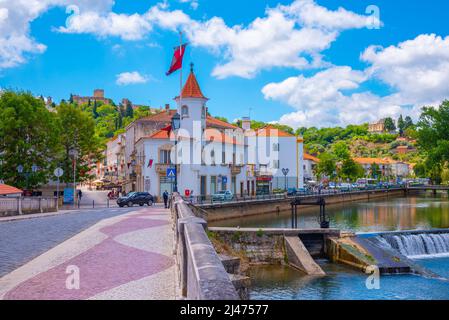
171;113;181;193
17;164;38;191
69;148;79;207
282;168;290;191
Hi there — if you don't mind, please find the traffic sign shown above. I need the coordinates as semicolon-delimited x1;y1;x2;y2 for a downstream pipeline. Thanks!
167;168;176;178
54;167;64;177
222;176;228;184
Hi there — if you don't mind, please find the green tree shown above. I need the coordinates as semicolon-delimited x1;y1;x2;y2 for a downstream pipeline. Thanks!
416;100;449;184
316;153;337;180
56;102;103;185
332;141;351;160
397;115;405;136
0;91;61;189
384;117;396;132
340;158;364;181
404;116;414;130
125;102;134;118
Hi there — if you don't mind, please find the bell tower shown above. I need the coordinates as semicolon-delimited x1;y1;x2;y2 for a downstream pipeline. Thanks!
175;63;208;135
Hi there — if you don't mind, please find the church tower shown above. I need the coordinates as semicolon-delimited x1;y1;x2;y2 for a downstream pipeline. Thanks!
174;63;208;135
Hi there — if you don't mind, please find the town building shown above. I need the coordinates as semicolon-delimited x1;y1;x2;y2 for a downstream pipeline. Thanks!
304;153;320;182
0;184;23;197
368;119;386;133
115;65;305;199
104;133;126;186
354;157;410;179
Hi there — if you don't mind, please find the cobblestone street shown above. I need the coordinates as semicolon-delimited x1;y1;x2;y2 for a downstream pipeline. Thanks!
0;205;175;300
0;207;142;277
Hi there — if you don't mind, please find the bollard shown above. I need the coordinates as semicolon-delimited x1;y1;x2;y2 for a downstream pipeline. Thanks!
107;198;109;208
93;200;95;208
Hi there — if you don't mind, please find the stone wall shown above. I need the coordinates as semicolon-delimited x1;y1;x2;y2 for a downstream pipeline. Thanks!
208;228;340;265
171;194;240;300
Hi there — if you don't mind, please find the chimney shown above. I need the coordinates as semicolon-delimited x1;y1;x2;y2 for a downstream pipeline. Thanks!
165;104;170;114
242;117;251;131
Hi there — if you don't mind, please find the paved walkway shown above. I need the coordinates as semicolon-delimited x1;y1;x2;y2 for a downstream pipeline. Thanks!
0;205;176;300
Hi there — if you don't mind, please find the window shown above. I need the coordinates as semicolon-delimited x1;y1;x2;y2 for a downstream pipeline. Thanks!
273;143;280;152
222;151;226;165
181;105;189;117
273;160;280;169
202;106;206;119
159;150;171;164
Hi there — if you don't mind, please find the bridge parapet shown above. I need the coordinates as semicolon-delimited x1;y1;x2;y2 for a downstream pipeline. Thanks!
171;194;239;300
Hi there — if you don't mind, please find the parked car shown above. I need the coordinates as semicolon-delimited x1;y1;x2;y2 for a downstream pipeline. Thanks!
117;192;154;207
287;188;298;196
338;183;352;192
212;190;234;202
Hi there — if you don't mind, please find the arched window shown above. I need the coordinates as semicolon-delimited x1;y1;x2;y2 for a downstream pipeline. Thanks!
202;106;206;119
181;105;189;117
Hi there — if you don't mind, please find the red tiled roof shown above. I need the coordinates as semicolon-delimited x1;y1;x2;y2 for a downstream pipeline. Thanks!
181;71;207;99
206;116;238;129
304;153;320;162
137;110;237;130
255;125;295;137
0;184;22;195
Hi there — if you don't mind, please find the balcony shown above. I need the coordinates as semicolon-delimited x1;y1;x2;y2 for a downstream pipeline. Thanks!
230;164;243;175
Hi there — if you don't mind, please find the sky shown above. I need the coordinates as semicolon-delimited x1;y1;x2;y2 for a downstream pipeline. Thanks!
1;0;449;128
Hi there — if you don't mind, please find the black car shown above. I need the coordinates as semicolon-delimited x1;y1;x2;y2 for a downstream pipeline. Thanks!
117;192;154;207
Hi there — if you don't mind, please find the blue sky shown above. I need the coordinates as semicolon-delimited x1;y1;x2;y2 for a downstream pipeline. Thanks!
1;0;449;128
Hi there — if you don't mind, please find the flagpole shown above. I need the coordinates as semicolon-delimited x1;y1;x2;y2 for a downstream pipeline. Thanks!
179;31;183;110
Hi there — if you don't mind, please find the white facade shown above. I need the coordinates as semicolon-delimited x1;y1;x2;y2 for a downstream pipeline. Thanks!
113;68;305;199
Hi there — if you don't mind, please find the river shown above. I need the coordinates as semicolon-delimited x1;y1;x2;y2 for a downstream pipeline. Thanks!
210;194;449;300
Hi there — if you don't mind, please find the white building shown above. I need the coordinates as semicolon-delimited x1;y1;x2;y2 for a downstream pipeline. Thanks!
126;66;304;199
304;153;319;183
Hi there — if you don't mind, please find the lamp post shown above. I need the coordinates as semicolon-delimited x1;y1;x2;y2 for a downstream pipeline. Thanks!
171;113;181;193
69;148;79;208
282;168;290;191
17;164;38;191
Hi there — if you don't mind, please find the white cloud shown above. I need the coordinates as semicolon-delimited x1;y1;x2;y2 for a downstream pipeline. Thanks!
180;0;199;10
54;0;372;79
116;71;149;85
362;34;449;104
279;0;376;31
0;0;114;68
262;66;415;128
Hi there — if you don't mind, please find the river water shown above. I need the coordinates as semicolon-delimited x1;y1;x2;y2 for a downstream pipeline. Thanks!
210;194;449;300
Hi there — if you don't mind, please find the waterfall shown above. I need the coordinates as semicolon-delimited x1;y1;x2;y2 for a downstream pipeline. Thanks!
379;232;449;258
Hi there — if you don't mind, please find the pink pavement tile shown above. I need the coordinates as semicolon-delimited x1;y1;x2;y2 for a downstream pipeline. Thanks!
4;213;174;300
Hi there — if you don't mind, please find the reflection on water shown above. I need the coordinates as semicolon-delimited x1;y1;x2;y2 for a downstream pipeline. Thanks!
210;195;449;233
250;258;449;300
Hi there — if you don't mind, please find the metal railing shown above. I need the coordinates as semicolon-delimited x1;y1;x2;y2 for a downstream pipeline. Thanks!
186;186;406;206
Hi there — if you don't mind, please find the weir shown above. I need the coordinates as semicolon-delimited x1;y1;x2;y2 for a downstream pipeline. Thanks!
374;230;449;258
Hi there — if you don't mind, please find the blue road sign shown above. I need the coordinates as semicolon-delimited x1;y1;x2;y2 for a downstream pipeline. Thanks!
222;176;228;184
167;168;177;178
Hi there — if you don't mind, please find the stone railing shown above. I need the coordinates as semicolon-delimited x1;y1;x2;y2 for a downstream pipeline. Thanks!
171;193;239;300
0;197;58;216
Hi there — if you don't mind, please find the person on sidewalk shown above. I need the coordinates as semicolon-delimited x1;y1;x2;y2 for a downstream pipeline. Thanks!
78;189;83;201
163;190;169;209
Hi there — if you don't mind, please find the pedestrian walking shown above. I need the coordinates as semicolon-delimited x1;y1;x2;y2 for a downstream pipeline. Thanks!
163;190;169;209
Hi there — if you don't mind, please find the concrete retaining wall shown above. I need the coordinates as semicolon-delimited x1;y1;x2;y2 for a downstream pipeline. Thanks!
171;194;239;300
199;189;405;222
208;227;340;265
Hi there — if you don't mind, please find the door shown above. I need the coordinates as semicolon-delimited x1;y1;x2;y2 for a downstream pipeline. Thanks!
200;176;207;201
240;182;244;197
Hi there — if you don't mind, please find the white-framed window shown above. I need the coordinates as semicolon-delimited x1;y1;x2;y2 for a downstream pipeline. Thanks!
159;150;171;164
273;160;280;169
181;105;189;117
202;106;206;119
273;143;280;151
